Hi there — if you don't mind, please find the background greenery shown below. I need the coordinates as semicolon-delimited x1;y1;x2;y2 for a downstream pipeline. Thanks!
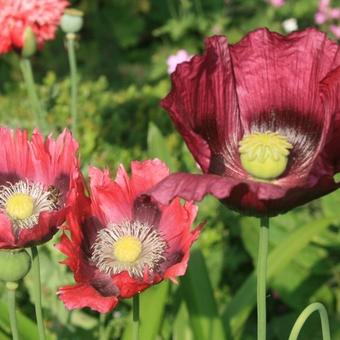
0;0;340;339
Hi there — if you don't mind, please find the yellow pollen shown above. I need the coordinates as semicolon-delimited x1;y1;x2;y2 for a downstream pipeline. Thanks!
113;236;142;263
5;194;34;220
238;131;293;180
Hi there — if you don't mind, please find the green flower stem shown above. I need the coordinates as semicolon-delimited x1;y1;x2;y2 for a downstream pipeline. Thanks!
257;216;269;340
65;34;78;139
19;58;46;132
99;313;106;340
6;282;20;340
288;302;331;340
133;294;140;340
31;246;46;340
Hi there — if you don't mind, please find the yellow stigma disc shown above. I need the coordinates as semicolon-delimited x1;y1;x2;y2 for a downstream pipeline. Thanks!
238;131;293;180
6;194;34;220
113;236;142;263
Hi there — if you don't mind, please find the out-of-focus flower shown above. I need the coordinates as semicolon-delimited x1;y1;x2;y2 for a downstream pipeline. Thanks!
267;0;285;8
149;29;340;216
330;24;340;38
0;128;80;248
331;8;340;19
315;0;332;24
282;18;298;33
167;49;193;74
0;0;69;55
57;160;201;312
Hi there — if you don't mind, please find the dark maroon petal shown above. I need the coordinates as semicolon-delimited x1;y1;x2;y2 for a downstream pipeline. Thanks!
132;194;161;227
90;270;120;297
319;66;340;172
148;172;340;216
162;36;242;174
230;28;340;179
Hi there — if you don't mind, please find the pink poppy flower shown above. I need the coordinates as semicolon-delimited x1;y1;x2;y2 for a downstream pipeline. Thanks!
330;24;340;38
0;128;80;248
0;0;69;54
149;28;340;216
267;0;285;8
57;160;202;312
167;49;193;74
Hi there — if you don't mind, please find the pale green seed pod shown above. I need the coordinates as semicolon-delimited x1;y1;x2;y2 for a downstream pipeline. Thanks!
0;249;31;282
60;9;84;34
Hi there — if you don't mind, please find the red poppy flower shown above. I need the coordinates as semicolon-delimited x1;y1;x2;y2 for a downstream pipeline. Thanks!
149;28;340;216
57;159;201;313
0;128;80;248
0;0;69;54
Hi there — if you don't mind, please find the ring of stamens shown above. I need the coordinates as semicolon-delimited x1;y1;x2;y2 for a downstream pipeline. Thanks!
0;180;60;230
91;220;167;279
238;131;293;180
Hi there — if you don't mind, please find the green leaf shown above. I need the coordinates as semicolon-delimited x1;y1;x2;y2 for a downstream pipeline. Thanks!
122;280;169;340
223;217;334;339
181;249;227;340
0;299;39;340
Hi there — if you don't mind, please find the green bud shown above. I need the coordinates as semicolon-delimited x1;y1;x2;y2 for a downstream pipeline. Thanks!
60;9;84;34
0;249;31;282
22;27;37;58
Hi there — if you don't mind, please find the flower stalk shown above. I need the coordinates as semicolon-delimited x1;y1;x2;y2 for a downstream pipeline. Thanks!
6;282;20;340
257;216;269;340
99;313;106;340
31;246;46;340
19;58;46;132
288;302;331;340
132;294;140;340
65;33;79;139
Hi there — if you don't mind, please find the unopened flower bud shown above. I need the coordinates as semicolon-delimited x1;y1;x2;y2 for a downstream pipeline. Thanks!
60;9;84;34
22;27;37;58
0;249;31;282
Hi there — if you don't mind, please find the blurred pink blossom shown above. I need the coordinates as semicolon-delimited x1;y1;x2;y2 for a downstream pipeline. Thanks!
331;8;340;19
267;0;285;7
0;0;69;54
315;11;328;24
330;24;340;38
167;49;193;74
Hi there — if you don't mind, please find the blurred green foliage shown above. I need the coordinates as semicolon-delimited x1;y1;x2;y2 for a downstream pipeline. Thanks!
0;0;340;339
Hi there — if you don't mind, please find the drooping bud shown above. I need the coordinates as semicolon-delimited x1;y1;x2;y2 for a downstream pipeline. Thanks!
0;249;31;282
60;9;84;34
22;27;37;58
239;131;293;180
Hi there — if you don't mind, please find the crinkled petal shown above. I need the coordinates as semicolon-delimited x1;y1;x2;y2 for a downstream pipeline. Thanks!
148;172;340;216
230;28;340;178
89;167;132;225
162;36;242;174
58;283;118;313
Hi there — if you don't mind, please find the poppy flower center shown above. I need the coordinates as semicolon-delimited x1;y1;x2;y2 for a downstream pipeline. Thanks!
6;194;34;220
238;131;293;180
0;180;59;230
92;220;167;278
113;236;142;263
